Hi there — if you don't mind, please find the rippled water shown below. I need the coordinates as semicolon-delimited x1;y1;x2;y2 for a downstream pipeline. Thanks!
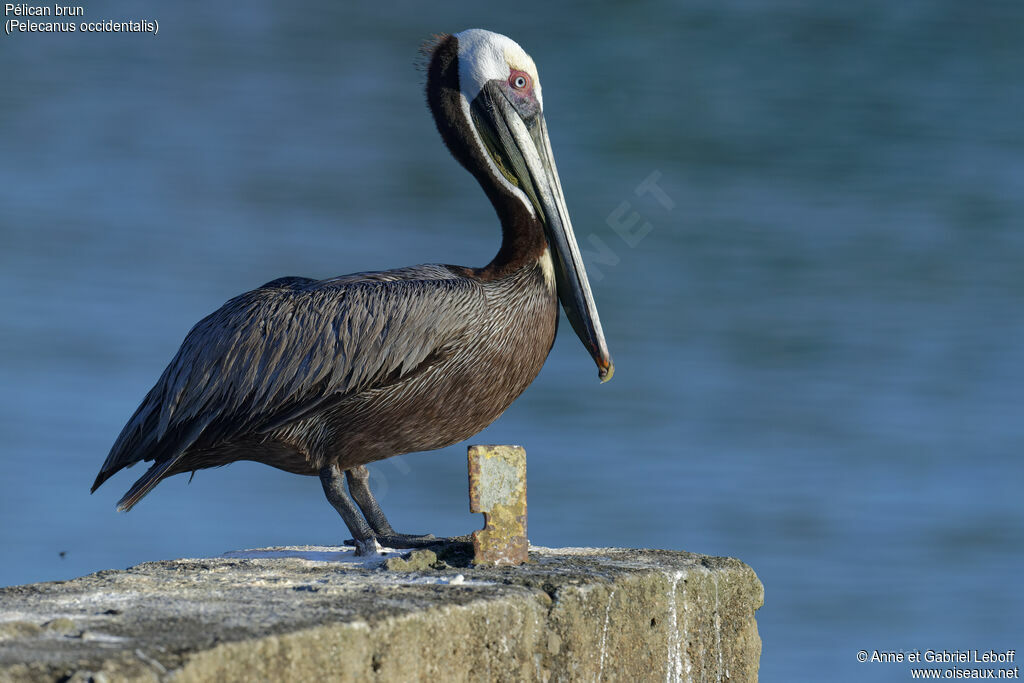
2;2;1022;680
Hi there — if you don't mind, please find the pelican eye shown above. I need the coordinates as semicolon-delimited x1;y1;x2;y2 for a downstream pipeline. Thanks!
509;71;530;91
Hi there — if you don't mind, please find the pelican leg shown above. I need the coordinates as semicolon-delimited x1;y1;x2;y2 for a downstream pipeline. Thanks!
346;465;437;548
319;464;382;556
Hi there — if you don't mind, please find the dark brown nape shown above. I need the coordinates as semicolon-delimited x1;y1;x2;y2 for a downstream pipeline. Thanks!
425;34;548;280
416;33;448;73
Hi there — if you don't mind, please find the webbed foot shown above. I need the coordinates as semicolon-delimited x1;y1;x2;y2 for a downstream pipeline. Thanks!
345;532;438;550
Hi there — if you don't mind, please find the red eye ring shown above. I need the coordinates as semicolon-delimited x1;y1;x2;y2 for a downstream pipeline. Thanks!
509;69;531;91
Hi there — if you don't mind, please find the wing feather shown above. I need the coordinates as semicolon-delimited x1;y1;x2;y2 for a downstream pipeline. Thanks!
94;268;483;490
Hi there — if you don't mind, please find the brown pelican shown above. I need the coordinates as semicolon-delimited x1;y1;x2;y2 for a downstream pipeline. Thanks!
92;29;613;554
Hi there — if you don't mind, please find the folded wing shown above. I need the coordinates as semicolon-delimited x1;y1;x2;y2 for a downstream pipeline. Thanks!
93;268;483;508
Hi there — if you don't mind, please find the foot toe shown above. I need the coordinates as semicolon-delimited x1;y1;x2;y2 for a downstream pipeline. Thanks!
352;537;384;556
378;533;439;548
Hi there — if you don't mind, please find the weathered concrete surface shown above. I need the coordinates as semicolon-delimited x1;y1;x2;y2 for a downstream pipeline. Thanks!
0;546;763;682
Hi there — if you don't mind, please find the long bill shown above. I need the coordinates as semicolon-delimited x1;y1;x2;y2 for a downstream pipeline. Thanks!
471;84;614;382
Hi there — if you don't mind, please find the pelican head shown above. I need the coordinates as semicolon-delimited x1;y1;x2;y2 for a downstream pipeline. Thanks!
426;29;614;382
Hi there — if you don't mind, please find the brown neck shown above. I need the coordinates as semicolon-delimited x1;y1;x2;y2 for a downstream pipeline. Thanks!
426;34;548;280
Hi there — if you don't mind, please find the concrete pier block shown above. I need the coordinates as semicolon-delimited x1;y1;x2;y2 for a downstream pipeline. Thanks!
0;546;763;682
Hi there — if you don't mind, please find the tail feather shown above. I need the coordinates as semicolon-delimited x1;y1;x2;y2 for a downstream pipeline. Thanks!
115;457;182;512
93;388;162;495
91;425;154;495
93;394;213;506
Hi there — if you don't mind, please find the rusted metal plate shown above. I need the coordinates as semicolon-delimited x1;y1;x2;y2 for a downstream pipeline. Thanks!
468;445;528;566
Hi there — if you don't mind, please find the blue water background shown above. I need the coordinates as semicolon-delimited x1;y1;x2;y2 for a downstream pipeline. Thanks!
2;1;1022;680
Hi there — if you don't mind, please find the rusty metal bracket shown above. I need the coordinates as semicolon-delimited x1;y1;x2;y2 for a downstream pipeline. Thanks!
467;445;528;566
